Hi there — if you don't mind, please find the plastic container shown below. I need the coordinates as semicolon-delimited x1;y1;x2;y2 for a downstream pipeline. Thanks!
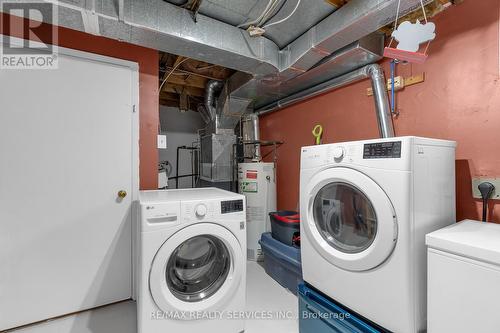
299;283;386;333
259;232;302;295
269;211;300;246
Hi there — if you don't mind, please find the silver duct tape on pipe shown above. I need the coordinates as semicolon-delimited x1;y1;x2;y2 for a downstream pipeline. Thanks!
255;64;395;138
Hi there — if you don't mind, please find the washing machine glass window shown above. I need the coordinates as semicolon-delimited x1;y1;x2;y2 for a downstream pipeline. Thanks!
166;235;230;303
313;182;377;254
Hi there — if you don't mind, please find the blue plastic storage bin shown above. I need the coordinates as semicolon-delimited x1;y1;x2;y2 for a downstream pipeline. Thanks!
298;284;387;333
259;232;303;295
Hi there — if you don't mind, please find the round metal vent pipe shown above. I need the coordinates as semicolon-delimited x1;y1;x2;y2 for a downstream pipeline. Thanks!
255;64;395;138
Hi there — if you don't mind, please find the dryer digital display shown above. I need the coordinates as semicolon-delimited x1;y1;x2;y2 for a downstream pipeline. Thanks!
221;200;244;214
363;141;402;159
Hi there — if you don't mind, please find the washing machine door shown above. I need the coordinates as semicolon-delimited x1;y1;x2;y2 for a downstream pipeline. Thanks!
304;167;397;272
149;223;244;315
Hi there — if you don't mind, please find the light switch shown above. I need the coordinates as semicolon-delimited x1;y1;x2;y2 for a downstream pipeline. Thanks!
157;135;167;149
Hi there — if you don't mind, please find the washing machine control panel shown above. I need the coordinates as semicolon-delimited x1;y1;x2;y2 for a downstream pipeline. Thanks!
181;198;246;223
332;147;345;160
195;204;207;218
221;199;244;214
182;201;216;222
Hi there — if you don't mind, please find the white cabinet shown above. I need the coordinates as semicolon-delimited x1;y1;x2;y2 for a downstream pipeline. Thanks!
427;220;500;333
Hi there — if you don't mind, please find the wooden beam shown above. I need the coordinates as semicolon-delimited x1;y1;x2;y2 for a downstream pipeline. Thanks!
160;55;187;93
160;65;228;81
324;0;347;8
159;92;181;102
159;74;207;89
162;85;205;97
179;89;188;111
366;73;425;96
159;98;198;112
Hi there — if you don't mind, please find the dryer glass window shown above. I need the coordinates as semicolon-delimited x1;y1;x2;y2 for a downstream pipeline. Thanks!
166;235;230;302
313;182;377;254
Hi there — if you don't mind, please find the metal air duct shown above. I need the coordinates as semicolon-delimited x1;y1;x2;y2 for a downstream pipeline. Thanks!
196;105;211;124
204;80;223;120
255;64;395;138
12;0;431;75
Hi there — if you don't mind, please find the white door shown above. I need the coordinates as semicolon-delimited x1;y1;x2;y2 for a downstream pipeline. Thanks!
149;223;244;315
303;167;398;272
0;45;138;330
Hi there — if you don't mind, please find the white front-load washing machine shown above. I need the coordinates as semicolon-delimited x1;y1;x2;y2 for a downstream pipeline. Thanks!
300;137;456;333
136;188;246;333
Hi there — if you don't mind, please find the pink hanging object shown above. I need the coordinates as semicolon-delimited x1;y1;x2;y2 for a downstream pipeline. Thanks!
384;0;436;64
383;46;429;64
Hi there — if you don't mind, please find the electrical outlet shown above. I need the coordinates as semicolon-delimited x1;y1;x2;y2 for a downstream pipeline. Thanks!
472;178;500;200
157;135;167;149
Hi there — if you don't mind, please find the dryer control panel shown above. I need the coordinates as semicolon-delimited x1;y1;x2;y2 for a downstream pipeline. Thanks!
301;137;416;171
363;141;402;159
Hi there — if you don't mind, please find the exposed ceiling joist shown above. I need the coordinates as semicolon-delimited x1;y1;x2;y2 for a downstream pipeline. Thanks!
325;0;349;7
159;53;235;110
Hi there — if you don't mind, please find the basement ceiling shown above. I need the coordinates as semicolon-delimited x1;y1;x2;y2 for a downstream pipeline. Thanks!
163;0;344;48
158;0;351;110
158;0;453;110
159;52;235;110
18;0;444;76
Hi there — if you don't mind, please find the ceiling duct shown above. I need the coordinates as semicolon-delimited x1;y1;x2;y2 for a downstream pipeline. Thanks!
256;64;395;138
16;0;431;75
204;80;223;120
203;73;254;135
250;33;385;109
211;32;384;127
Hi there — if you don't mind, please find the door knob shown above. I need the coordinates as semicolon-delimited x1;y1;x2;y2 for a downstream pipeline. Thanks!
117;190;127;199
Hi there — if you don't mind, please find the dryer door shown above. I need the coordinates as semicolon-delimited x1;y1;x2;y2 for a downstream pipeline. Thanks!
149;223;244;316
304;167;397;272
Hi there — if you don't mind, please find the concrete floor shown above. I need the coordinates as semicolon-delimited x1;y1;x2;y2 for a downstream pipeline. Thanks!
245;261;299;333
11;261;298;333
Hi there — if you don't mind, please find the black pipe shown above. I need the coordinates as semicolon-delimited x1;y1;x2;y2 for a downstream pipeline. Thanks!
176;146;199;189
170;174;199;180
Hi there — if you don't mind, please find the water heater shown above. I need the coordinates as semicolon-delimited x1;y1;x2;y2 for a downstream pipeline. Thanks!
238;162;277;261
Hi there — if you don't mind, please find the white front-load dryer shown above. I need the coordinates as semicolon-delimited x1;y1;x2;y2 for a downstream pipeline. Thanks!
136;188;246;333
300;137;456;333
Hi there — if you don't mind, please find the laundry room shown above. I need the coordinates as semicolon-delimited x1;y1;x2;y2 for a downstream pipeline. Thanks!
1;0;499;332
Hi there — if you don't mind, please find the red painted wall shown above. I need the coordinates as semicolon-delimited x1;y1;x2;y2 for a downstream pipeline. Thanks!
260;0;500;223
1;13;159;190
